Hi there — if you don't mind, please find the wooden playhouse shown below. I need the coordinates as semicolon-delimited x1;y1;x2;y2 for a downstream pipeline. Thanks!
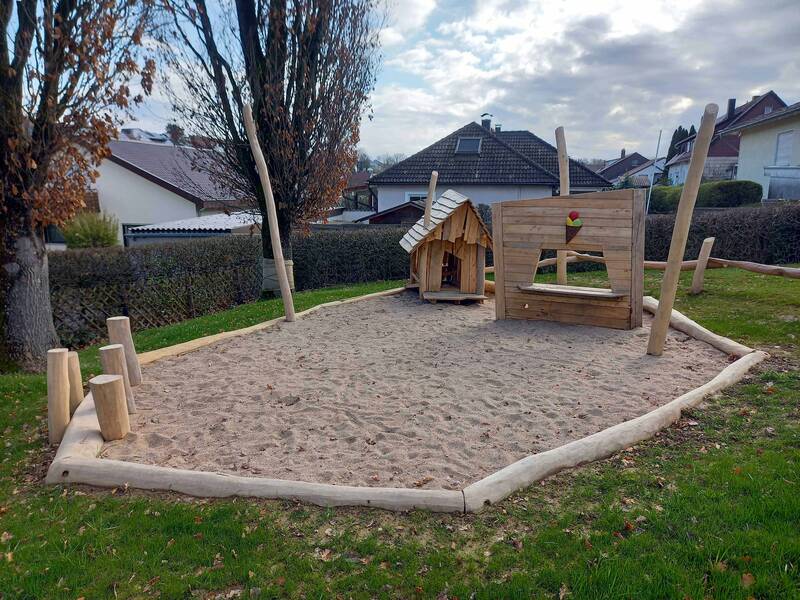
400;189;492;303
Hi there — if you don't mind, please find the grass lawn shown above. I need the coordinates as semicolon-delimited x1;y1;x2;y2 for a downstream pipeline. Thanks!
1;271;798;599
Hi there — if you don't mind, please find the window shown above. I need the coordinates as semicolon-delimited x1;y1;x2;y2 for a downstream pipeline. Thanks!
775;131;794;166
455;137;481;154
764;105;773;115
406;191;428;203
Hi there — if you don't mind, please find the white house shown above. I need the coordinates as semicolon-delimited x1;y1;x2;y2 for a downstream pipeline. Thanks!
98;138;251;244
368;118;610;214
666;92;787;185
609;157;666;187
723;101;800;200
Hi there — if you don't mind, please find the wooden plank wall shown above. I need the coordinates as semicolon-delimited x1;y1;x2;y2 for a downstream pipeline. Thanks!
413;203;492;296
493;189;645;329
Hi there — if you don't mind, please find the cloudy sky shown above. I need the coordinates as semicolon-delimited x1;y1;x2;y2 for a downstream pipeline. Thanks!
131;0;800;161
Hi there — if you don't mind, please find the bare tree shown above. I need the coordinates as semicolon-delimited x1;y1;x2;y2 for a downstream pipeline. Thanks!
0;1;154;371
158;0;381;261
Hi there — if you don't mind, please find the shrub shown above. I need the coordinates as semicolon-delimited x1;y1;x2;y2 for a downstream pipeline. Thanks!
648;180;763;213
291;227;408;290
696;180;762;208
61;211;119;248
645;203;800;263
648;186;682;213
49;235;262;347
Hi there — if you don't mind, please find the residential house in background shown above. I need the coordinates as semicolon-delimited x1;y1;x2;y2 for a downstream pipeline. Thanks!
609;157;666;188
666;92;787;185
97;137;249;244
368;117;610;213
597;149;650;181
355;200;426;225
324;170;377;223
723;101;800;200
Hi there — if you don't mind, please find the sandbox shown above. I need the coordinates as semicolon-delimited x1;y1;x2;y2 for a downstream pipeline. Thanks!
47;288;766;512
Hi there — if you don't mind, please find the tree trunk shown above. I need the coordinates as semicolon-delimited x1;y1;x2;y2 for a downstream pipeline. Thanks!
1;221;60;372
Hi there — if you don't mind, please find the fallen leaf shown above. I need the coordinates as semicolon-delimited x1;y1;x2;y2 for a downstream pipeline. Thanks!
741;572;755;588
1;531;12;543
413;476;434;488
711;561;727;572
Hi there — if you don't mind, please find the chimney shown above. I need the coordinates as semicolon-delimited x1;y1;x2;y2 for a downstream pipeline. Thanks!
727;98;736;120
480;112;492;130
494;124;502;133
620;148;626;159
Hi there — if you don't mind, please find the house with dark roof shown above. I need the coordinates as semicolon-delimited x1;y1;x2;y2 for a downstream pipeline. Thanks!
666;92;787;185
598;150;650;181
606;156;666;188
722;100;800;200
368;117;610;213
96;139;250;244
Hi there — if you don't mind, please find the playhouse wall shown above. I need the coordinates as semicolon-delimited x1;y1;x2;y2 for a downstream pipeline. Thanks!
492;190;645;329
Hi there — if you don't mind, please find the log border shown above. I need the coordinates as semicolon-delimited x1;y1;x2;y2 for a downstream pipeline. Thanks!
46;290;766;513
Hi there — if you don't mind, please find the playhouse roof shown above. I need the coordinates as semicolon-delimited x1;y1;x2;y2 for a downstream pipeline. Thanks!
399;189;491;254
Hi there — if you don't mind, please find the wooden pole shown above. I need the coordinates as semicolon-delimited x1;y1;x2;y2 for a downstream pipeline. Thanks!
243;103;296;322
555;126;570;285
89;375;130;441
107;316;142;386
67;351;83;416
424;171;438;228
99;344;136;414
47;348;70;445
689;237;716;295
647;103;718;356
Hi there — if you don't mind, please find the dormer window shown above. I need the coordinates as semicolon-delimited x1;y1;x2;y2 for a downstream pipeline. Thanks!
455;137;481;154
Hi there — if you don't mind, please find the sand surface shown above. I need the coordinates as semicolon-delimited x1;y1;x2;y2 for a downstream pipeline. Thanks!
102;293;730;489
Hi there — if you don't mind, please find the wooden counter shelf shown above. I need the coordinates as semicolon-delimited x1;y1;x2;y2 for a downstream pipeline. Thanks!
517;283;627;300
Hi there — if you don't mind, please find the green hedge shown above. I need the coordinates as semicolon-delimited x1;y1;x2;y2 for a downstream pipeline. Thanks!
292;227;408;290
646;203;800;263
49;236;262;347
649;180;763;213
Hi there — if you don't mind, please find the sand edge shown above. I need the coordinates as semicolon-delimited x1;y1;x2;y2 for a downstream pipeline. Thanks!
46;292;766;513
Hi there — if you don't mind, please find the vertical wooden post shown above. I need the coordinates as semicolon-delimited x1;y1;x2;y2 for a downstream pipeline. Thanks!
243;103;296;322
475;245;486;296
89;375;130;441
689;237;716;295
491;203;506;319
67;351;83;416
47;348;70;445
99;344;137;413
107;316;142;386
647;103;718;356
424;171;439;228
555;126;570;285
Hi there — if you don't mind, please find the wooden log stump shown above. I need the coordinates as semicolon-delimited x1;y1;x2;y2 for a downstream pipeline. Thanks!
67;351;83;416
89;375;130;441
99;343;137;413
47;348;70;445
689;237;716;295
107;316;142;386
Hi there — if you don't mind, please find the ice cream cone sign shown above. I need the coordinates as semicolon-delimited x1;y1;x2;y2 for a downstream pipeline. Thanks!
566;210;583;242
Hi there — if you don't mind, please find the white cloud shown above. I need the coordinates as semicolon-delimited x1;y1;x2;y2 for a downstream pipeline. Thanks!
379;0;437;47
361;0;800;158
